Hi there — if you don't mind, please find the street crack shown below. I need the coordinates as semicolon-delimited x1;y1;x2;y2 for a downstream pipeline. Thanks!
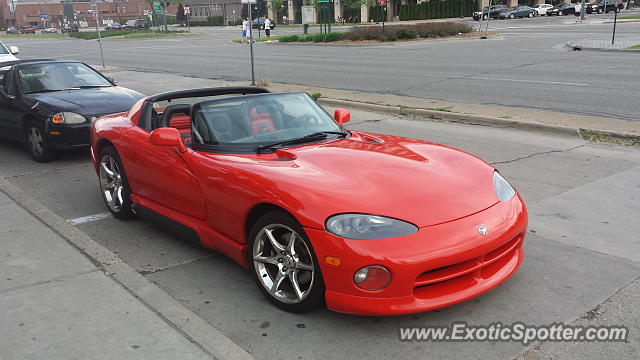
491;145;585;165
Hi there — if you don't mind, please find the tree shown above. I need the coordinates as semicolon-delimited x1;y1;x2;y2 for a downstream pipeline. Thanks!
177;3;185;25
342;0;366;9
144;0;179;32
268;0;285;21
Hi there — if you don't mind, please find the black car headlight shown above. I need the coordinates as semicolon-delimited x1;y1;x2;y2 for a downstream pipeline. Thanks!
493;171;516;202
51;112;87;124
326;214;418;239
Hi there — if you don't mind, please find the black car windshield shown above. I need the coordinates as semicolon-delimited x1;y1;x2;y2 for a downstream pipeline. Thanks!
191;93;344;148
18;62;112;94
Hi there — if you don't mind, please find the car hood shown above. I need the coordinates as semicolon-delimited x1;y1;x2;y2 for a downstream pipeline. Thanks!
29;86;144;116
203;132;500;228
0;53;19;63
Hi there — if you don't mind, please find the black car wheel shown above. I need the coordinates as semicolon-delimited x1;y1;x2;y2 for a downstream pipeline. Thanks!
25;120;55;162
509;13;515;19
248;209;325;313
98;145;134;219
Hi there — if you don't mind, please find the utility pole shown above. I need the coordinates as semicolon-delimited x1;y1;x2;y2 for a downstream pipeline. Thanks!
581;0;585;21
92;1;105;68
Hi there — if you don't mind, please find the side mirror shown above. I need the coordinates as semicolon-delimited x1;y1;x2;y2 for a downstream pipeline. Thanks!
149;127;186;153
105;76;116;85
334;108;350;125
9;46;19;55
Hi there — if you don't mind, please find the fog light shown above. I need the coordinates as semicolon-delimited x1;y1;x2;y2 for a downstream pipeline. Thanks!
353;265;391;290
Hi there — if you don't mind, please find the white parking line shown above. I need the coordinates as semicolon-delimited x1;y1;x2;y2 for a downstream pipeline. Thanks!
67;212;112;225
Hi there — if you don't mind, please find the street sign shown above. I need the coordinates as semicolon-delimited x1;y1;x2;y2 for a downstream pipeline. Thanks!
152;1;163;14
379;0;387;5
241;0;257;3
184;6;191;15
317;0;330;2
39;13;49;20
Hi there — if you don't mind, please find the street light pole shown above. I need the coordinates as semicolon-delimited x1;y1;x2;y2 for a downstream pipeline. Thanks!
92;2;105;68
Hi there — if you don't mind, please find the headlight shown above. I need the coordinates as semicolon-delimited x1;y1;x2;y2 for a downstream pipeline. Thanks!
493;171;516;202
51;112;86;124
326;214;418;239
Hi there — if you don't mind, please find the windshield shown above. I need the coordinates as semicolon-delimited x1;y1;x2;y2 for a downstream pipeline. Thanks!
18;62;112;94
191;93;343;147
126;20;137;26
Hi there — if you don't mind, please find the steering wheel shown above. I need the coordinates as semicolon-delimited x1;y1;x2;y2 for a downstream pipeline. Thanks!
297;113;321;126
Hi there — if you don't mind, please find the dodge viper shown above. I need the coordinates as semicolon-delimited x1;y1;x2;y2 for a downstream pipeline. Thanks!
90;87;527;315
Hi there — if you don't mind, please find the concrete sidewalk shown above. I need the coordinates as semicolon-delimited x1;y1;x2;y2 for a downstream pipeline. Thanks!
103;68;640;140
567;36;640;51
0;177;252;360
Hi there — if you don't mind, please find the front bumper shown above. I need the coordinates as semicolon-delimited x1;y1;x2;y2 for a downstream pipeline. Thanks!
307;194;527;316
46;122;91;149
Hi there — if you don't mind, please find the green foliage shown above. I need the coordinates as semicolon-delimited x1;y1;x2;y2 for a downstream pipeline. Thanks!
70;29;185;40
278;34;300;42
310;92;322;100
344;22;472;41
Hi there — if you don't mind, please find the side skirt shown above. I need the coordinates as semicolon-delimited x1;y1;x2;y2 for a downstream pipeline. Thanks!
132;203;200;245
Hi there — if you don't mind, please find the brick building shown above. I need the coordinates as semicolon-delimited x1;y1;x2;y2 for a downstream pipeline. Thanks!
2;0;153;29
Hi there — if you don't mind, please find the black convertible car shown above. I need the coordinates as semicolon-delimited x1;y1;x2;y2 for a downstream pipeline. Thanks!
0;59;144;162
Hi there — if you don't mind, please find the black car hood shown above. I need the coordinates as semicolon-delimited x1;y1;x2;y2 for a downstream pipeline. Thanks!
28;86;144;116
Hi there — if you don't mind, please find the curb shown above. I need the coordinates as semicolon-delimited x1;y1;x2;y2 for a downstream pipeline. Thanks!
318;97;580;137
0;177;253;360
565;40;640;53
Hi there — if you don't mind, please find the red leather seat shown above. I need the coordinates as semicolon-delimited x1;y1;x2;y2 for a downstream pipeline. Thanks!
249;107;276;135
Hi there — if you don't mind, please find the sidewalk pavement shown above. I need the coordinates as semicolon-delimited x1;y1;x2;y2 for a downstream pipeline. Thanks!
0;176;252;360
566;36;640;51
105;69;640;140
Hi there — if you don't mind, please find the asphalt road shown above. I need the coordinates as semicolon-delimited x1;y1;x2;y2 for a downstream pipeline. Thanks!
0;91;638;358
3;11;640;121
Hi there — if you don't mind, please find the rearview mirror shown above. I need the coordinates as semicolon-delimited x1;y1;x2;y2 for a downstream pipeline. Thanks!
149;128;186;153
334;108;350;125
9;46;19;55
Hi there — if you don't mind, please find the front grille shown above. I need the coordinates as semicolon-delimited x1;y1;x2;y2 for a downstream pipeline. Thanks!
414;235;522;290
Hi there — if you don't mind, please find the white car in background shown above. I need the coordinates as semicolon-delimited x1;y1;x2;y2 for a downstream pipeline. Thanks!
533;3;554;15
0;41;19;63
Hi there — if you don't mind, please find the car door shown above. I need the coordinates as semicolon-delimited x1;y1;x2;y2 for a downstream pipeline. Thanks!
0;67;28;140
120;121;207;220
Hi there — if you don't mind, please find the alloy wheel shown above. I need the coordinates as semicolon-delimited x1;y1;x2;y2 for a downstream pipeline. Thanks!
99;154;125;212
252;224;315;304
28;126;44;156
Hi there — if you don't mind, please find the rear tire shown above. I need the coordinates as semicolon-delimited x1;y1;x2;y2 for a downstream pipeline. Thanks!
98;145;134;219
248;210;325;313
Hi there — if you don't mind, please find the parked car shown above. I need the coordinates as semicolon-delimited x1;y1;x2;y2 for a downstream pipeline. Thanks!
595;0;624;12
105;22;123;31
473;5;509;20
0;60;144;162
19;26;36;34
499;5;537;19
0;41;19;64
547;3;575;15
41;27;58;34
584;1;602;13
533;3;554;15
123;19;149;30
252;17;276;30
90;87;528;315
6;27;19;35
61;24;79;33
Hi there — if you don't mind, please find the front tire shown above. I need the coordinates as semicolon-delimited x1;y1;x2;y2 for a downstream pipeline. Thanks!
98;145;134;219
248;210;325;313
26;120;55;162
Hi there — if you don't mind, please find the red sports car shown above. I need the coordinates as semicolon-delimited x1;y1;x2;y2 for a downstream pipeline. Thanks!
90;87;527;315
